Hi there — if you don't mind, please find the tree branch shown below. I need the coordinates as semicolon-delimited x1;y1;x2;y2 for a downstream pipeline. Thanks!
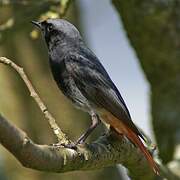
0;113;155;180
0;57;173;179
0;57;70;144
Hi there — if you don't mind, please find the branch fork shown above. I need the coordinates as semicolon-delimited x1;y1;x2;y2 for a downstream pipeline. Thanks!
0;57;171;179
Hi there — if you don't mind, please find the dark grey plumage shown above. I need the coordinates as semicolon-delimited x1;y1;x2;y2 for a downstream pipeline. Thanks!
31;19;161;174
31;19;143;143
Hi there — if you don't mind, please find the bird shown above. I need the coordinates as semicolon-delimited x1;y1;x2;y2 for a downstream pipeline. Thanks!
31;19;159;174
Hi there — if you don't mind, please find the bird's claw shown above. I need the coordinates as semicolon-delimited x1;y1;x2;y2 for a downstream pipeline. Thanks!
52;142;77;150
62;142;77;150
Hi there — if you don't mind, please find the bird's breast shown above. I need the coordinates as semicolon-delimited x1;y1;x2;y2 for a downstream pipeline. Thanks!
49;58;92;113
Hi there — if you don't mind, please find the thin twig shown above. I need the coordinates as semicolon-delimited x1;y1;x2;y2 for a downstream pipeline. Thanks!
0;56;70;144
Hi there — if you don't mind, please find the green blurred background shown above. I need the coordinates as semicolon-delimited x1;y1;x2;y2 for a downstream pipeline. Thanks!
1;0;180;179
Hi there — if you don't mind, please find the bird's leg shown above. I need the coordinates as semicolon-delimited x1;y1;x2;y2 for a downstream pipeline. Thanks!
55;113;101;149
75;113;101;145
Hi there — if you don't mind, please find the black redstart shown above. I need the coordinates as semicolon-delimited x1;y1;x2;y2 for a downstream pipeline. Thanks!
31;19;159;174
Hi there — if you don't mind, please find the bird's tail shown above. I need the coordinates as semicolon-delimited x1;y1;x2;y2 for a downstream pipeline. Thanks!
125;126;159;175
102;113;159;175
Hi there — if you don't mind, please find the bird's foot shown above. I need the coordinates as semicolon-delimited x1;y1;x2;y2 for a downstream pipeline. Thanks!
62;142;77;150
52;142;77;150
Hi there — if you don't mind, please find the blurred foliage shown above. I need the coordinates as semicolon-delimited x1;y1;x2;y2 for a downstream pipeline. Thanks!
0;0;71;42
113;0;180;165
0;1;121;180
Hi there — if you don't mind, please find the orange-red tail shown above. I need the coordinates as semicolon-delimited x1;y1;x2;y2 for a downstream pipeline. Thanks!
101;113;159;175
125;126;159;175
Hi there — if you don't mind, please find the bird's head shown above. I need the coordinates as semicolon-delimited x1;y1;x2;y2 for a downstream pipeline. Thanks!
31;19;82;47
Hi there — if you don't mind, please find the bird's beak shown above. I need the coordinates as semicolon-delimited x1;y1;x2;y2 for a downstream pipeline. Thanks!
31;20;42;29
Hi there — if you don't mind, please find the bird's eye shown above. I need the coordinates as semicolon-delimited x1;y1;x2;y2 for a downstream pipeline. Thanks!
47;24;53;32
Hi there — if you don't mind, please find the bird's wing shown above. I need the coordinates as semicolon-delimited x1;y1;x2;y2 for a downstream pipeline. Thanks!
64;51;142;137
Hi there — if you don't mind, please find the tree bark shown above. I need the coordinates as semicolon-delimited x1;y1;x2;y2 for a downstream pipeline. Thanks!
0;113;157;180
